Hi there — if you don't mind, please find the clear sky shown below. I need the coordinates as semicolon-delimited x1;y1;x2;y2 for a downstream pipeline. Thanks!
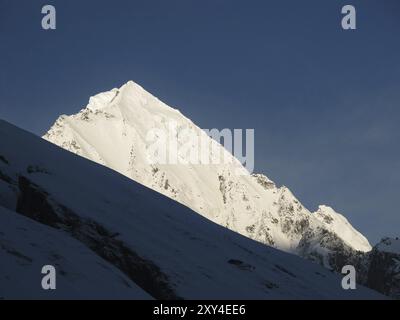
0;0;399;244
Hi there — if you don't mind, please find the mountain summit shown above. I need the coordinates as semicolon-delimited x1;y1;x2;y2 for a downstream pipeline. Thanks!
44;81;371;269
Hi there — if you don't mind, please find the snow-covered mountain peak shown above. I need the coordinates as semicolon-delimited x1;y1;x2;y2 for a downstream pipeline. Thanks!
116;81;153;108
314;205;372;252
86;88;120;111
81;81;183;124
44;82;373;269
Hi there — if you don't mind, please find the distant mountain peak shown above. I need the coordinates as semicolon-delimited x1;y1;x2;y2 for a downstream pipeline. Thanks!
44;82;372;269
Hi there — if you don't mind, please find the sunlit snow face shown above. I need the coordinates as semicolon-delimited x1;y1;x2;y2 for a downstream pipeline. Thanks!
145;119;254;174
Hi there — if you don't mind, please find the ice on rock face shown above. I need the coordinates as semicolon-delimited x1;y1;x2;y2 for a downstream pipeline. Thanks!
43;80;372;270
251;173;276;190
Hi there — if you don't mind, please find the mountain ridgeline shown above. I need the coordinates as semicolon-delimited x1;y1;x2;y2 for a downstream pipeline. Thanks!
0;119;385;299
42;81;399;298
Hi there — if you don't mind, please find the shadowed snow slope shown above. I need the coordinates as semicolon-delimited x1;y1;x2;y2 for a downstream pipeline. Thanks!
0;206;152;300
0;119;384;299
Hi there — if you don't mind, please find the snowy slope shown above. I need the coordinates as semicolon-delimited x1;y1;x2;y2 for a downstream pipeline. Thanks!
0;206;152;300
43;81;371;269
0;119;384;299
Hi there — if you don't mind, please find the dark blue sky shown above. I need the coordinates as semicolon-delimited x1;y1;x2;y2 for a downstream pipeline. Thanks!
1;0;399;243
